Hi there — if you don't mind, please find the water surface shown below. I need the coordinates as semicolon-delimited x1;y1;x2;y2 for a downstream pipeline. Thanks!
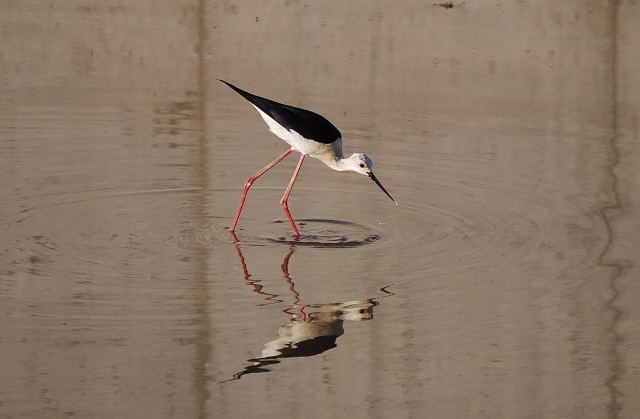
2;1;640;418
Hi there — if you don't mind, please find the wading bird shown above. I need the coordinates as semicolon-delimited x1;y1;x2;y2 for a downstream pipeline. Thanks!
221;80;395;236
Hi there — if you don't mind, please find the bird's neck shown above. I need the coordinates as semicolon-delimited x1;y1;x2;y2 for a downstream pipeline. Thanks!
323;156;351;172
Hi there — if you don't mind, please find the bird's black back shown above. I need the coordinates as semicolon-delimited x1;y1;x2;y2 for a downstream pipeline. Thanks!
219;80;341;144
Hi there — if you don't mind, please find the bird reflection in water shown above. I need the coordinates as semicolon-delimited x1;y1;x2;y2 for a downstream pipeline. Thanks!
223;233;393;383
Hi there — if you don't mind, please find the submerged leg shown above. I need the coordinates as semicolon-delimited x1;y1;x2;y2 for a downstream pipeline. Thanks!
230;148;294;232
280;153;306;236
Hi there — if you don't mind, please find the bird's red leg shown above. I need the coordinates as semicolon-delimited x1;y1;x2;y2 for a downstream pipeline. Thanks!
280;153;306;236
230;148;294;232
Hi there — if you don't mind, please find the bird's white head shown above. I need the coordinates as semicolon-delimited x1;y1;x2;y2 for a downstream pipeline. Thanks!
344;153;374;175
344;153;396;203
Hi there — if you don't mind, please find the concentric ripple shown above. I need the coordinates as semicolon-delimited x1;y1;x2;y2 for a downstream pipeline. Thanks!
263;219;381;248
177;218;382;249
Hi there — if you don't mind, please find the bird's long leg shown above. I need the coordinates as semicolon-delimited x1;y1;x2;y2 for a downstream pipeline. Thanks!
280;153;306;236
230;148;294;232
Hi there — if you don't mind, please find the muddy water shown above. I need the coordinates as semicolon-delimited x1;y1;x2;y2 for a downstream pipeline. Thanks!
2;1;640;418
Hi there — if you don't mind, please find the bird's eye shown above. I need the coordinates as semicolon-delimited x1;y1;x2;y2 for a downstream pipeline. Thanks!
359;163;365;168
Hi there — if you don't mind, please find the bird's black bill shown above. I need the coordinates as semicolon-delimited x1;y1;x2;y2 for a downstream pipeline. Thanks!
368;172;396;203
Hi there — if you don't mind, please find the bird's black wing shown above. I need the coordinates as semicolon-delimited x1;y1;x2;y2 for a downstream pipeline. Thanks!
220;80;341;144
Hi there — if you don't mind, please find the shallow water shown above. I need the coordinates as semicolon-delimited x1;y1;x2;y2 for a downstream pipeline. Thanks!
2;1;640;418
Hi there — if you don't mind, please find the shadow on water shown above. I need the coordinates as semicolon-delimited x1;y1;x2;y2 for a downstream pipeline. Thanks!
221;233;394;383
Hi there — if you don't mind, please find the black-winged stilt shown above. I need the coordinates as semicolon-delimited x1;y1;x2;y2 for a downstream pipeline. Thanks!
220;80;395;236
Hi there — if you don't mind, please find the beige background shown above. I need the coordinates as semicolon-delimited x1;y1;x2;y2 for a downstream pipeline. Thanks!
1;1;639;418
